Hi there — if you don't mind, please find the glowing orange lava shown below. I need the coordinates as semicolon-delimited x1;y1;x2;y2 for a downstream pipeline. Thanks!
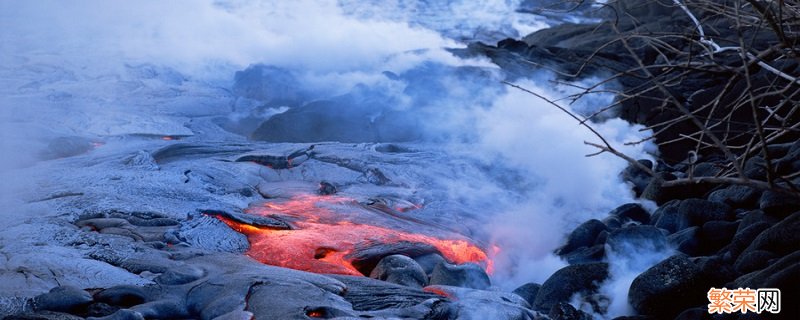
217;194;494;276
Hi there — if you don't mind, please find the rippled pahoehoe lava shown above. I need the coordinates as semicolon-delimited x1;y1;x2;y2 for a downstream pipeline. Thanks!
217;194;494;276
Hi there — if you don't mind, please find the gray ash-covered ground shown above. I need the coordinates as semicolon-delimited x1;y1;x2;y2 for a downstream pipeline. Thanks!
3;1;797;319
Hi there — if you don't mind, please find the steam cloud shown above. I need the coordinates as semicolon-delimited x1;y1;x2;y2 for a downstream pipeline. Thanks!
1;0;656;316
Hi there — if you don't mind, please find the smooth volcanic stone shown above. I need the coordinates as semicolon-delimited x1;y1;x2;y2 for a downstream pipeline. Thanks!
739;211;800;257
347;241;439;276
429;262;491;290
562;244;605;265
707;185;761;209
533;262;609;312
413;253;446;276
33;286;93;313
758;190;800;217
94;286;149;308
329;275;440;311
734;250;779;274
558;219;608;255
548;302;592;320
369;254;428;288
698;220;739;255
652;199;732;233
609;203;650;224
668;226;701;256
606;225;668;256
154;265;206;285
629;254;705;318
731;250;800;318
511;283;541;307
724;222;772;261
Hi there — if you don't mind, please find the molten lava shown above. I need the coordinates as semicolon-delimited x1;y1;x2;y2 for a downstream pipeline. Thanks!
217;194;493;276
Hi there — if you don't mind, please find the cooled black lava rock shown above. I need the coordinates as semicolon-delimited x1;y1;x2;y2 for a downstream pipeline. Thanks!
724;222;772;261
652;198;732;233
155;265;205;285
668;226;701;256
318;181;337;195
548;302;592;320
347;241;439;276
734;250;779;274
621;159;654;197
557;219;608;255
736;210;780;234
698;220;739;255
707;185;761;209
562;244;605;265
369;254;428;288
629;254;705;318
32;286;94;314
329;275;441;311
758;190;800;217
606;225;668;256
511;283;541;306
694;255;738;288
674;307;712;320
738;211;800;258
5;311;87;320
609;203;650;225
429;262;490;290
94;286;148;308
533;262;609;312
413;253;446;276
731;251;800;317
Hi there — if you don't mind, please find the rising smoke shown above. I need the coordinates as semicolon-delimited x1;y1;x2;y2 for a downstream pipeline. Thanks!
1;0;657;317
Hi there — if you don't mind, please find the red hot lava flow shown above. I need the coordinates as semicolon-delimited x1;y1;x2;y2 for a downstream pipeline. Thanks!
217;194;494;276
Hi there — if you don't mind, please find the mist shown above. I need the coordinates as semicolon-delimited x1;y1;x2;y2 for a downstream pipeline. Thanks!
1;1;656;317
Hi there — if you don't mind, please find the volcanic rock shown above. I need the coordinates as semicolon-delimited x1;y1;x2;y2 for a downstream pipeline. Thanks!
738;211;800;258
369;255;428;288
511;283;540;307
318;181;337;195
734;250;779;274
6;311;87;320
736;210;780;234
731;250;800;318
758;190;800;217
707;185;761;209
606;225;668;256
724;221;772;261
533;262;609;312
33;286;93;314
621;160;654;197
548;302;592;320
429;262;491;290
668;226;701;256
423;285;536;320
698;220;738;255
347;241;439;276
557;219;608;255
330;275;440;311
651;199;732;233
628;254;705;318
694;255;738;288
94;286;148;308
562;244;605;265
608;203;650;225
413;253;446;276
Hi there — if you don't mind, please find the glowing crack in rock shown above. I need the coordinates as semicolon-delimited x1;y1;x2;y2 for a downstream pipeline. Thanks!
217;194;494;276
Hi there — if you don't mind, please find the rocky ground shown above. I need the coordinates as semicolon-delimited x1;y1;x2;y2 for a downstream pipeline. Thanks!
1;1;798;320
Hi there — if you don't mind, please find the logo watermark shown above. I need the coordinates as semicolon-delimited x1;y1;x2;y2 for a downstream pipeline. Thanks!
707;287;780;314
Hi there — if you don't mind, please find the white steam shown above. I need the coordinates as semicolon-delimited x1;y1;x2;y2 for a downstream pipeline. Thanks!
1;1;658;316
